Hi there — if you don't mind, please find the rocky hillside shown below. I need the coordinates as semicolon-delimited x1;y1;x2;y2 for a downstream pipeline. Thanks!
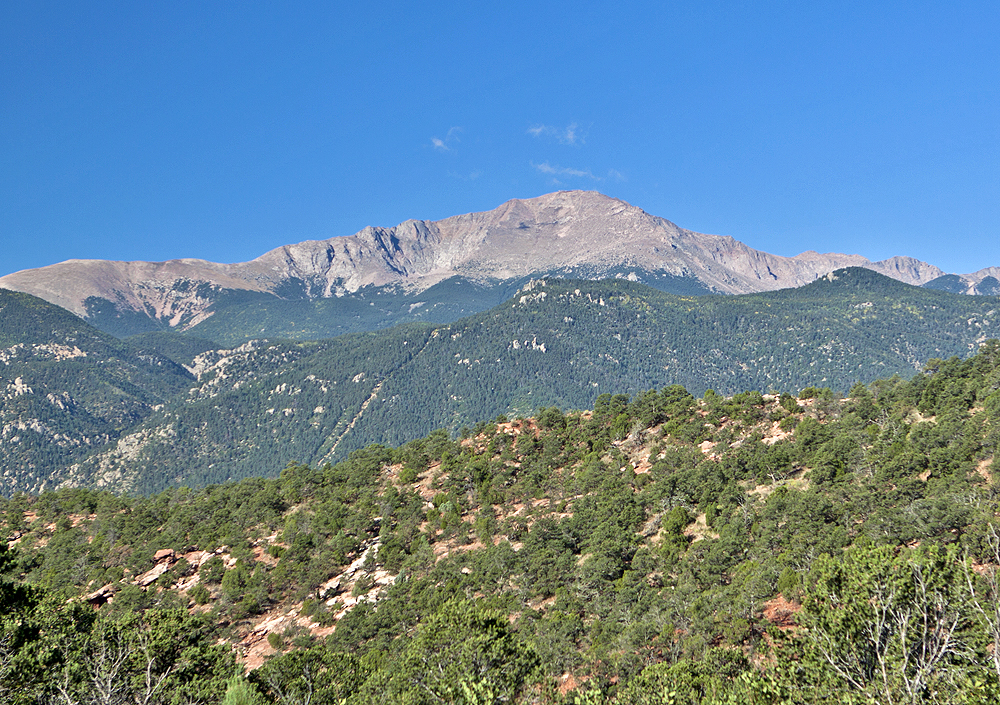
2;344;1000;703
3;191;993;339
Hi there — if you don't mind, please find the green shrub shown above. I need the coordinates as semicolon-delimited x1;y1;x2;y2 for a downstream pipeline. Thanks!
201;555;226;584
189;583;211;605
222;674;265;705
399;466;419;484
266;544;285;559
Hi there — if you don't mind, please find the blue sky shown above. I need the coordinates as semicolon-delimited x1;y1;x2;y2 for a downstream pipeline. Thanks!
2;1;998;277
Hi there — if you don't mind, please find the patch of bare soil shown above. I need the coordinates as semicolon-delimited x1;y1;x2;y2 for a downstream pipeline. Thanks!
976;457;995;484
747;469;809;501
558;672;582;696
682;512;718;543
762;593;801;630
761;421;793;446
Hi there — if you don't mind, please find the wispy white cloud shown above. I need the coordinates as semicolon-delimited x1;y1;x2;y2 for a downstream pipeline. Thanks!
448;170;482;181
528;123;583;145
531;161;599;179
431;126;463;152
608;168;626;182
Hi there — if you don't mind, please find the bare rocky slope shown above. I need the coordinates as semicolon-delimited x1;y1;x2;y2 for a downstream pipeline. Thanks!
1;191;994;333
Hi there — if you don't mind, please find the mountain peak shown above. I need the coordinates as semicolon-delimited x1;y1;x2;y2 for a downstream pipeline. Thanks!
0;192;982;335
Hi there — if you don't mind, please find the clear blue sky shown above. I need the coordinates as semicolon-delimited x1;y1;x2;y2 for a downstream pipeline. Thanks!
2;1;998;277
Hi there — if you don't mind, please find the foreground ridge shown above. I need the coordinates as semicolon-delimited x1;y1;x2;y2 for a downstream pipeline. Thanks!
2;341;1000;702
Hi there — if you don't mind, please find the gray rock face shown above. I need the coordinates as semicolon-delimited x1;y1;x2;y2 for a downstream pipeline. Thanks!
0;190;985;330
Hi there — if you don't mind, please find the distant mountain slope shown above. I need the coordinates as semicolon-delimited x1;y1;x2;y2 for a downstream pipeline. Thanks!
0;289;195;492
2;191;989;341
51;268;999;496
924;268;1000;295
180;275;532;346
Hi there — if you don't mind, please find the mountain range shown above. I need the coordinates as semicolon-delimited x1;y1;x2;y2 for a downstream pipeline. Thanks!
2;191;999;496
3;268;998;496
5;192;1000;705
3;191;998;342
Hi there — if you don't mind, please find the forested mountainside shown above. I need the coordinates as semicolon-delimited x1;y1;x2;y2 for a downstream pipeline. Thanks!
926;273;1000;296
2;342;1000;704
177;269;712;347
81;274;527;341
69;268;1000;495
0;289;196;492
178;275;526;345
3;269;999;496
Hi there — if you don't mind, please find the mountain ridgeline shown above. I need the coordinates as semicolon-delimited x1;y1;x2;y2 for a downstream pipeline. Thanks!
3;191;997;342
2;267;998;495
